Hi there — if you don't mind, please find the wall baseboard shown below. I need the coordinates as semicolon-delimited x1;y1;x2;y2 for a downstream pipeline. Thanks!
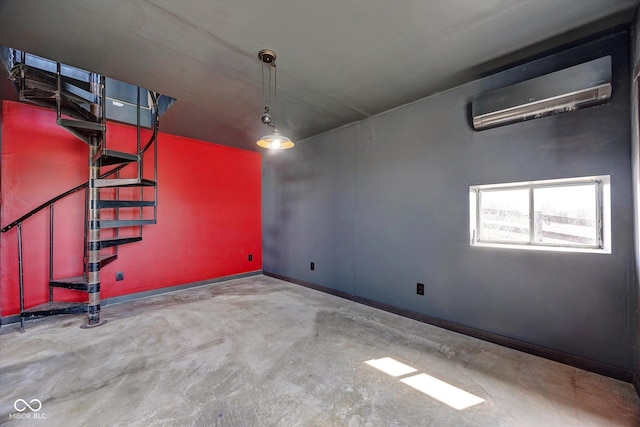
0;270;262;327
265;271;633;383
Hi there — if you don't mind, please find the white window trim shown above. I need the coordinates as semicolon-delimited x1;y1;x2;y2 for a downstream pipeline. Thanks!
469;175;611;254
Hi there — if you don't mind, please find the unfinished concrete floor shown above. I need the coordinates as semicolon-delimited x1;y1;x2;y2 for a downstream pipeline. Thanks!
1;274;639;426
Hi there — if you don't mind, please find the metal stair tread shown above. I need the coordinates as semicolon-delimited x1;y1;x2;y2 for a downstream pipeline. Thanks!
97;199;155;208
57;117;103;144
11;64;99;105
20;88;56;100
50;276;88;291
99;236;143;248
57;118;103;131
57;82;100;105
12;52;93;85
97;149;139;166
18;95;97;123
94;178;156;188
51;275;87;284
21;301;87;318
58;96;98;123
100;219;156;228
99;253;118;266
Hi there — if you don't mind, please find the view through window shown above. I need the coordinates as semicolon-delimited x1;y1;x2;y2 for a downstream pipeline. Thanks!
470;176;610;252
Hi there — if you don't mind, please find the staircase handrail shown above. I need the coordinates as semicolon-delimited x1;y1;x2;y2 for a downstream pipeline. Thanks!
1;133;157;233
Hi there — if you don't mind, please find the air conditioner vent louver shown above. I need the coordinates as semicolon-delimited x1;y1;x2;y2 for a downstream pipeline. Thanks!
472;56;611;130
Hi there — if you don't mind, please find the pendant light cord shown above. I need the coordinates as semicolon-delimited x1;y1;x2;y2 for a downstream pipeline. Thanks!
261;60;276;127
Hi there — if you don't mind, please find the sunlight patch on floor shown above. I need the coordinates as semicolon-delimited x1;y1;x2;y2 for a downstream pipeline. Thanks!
364;357;485;410
401;373;485;410
364;357;418;377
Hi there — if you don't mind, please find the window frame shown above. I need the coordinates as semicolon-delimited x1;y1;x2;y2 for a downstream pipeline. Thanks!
469;176;611;254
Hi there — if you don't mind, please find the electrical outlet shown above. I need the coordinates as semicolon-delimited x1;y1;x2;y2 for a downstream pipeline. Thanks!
310;262;315;271
417;283;424;295
116;272;124;281
248;254;253;261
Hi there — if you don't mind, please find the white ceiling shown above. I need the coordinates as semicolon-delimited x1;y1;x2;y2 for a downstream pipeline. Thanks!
0;0;637;151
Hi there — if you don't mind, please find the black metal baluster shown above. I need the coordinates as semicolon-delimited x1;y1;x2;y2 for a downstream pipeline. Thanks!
17;224;25;333
49;204;54;302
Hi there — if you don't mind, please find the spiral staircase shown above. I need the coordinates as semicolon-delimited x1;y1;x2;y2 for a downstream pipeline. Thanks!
1;49;173;331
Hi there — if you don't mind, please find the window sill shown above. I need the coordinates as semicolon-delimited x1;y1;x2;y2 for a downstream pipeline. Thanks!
470;242;611;254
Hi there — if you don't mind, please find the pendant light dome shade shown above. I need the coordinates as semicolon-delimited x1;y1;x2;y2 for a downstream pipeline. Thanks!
256;129;294;150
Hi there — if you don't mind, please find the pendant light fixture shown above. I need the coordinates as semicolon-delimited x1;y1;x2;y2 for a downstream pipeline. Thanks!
256;49;294;150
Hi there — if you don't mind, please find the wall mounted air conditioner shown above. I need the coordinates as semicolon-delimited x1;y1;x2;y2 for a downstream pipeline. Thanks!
471;56;611;130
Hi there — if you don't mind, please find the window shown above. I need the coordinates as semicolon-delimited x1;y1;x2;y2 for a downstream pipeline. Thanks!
470;176;610;253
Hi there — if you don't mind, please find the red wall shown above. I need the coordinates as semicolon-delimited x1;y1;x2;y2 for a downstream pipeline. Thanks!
0;101;262;316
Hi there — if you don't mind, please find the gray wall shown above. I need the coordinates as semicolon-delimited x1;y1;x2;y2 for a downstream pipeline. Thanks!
632;10;640;386
263;31;635;371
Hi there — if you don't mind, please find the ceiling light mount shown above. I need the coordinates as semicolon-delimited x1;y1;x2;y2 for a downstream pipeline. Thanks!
256;49;294;150
258;49;277;66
